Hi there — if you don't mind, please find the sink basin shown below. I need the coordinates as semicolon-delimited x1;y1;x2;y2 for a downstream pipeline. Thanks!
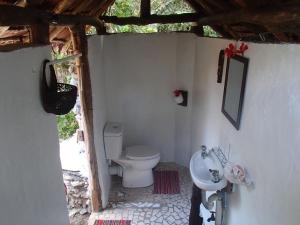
190;150;227;191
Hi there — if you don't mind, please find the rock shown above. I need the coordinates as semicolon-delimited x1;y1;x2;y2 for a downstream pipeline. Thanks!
79;209;88;215
71;181;85;187
69;209;80;217
117;191;125;197
63;170;91;213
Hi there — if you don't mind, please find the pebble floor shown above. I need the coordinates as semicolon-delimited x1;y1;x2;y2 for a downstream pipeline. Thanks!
89;163;193;225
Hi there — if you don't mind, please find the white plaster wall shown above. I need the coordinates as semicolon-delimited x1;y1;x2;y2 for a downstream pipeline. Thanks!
192;38;300;225
174;34;196;167
88;36;111;207
102;34;178;162
0;47;69;225
88;34;300;224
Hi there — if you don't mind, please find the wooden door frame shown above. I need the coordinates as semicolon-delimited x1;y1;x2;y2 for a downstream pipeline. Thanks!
70;25;102;212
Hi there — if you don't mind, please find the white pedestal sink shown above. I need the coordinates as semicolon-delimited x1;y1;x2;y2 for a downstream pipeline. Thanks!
190;150;227;191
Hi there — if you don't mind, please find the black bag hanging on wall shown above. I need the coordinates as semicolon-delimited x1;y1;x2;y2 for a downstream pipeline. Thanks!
41;59;78;115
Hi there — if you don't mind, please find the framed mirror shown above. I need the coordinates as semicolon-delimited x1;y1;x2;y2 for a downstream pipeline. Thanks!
222;55;249;130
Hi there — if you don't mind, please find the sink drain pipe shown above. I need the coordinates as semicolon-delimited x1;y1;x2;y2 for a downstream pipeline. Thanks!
201;190;226;225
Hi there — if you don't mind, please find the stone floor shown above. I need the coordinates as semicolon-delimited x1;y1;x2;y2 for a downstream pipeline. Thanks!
89;163;193;225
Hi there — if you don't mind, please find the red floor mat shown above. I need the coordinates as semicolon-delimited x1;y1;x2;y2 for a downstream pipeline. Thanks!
153;170;180;194
94;220;131;225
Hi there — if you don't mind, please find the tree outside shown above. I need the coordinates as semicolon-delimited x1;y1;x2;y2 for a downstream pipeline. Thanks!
101;0;219;36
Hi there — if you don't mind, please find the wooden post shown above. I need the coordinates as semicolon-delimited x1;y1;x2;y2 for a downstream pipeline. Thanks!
140;0;151;18
30;23;49;44
71;25;102;212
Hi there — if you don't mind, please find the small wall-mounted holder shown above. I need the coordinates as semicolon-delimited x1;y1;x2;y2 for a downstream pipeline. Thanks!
224;162;253;186
173;89;188;107
217;49;225;83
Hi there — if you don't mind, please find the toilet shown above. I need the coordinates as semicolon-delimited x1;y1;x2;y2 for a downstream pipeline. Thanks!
104;122;160;188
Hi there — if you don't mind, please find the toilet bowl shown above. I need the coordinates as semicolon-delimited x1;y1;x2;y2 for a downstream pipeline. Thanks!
104;122;160;188
115;145;160;187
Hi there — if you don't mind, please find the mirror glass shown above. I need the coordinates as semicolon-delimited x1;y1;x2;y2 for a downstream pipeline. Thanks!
222;55;249;130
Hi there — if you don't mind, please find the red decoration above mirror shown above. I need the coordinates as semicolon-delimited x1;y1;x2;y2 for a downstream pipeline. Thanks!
225;42;248;58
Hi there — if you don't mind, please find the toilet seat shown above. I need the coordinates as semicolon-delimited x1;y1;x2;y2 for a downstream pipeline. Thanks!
125;145;160;160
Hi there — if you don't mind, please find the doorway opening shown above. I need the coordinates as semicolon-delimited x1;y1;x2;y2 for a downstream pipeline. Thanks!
52;49;91;225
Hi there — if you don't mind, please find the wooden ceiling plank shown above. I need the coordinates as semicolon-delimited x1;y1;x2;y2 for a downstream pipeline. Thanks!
229;0;290;43
197;4;300;27
86;0;106;16
189;0;237;38
53;0;77;14
50;26;67;41
60;39;72;54
271;31;290;42
201;0;231;12
72;0;94;15
193;0;214;14
93;0;115;16
50;0;104;46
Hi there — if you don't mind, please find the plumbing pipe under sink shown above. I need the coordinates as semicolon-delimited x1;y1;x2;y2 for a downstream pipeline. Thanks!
201;190;218;210
201;190;225;225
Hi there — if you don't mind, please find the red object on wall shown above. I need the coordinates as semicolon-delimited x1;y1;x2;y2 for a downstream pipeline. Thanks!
225;42;248;58
173;89;181;97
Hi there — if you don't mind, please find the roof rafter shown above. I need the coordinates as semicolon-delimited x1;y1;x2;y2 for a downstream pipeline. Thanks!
100;13;200;25
197;4;300;27
0;5;104;28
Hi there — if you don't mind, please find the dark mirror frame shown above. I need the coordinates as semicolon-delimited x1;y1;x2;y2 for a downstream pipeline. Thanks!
221;55;249;130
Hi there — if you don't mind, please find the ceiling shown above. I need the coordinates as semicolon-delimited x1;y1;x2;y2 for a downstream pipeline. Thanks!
0;0;299;51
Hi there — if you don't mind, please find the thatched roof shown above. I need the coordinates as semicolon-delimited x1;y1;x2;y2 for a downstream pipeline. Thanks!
0;0;299;51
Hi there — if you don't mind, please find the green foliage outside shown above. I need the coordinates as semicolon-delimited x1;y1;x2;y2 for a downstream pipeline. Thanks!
103;0;220;36
105;0;194;33
52;51;79;141
203;26;219;37
57;111;79;140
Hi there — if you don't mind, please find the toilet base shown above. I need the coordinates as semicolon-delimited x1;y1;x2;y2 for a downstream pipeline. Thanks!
123;169;154;188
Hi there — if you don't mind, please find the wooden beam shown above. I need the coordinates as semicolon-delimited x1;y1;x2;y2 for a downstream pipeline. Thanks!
228;0;290;43
0;42;42;52
89;0;113;16
0;5;104;28
72;0;95;15
70;25;102;212
50;26;67;41
53;0;77;14
140;0;151;18
0;0;26;37
0;35;26;42
25;0;44;6
60;39;72;54
50;0;97;44
29;23;49;44
184;0;236;38
197;4;300;27
100;13;200;25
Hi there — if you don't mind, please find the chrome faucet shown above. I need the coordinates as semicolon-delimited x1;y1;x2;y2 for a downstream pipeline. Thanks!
201;145;209;159
209;169;221;183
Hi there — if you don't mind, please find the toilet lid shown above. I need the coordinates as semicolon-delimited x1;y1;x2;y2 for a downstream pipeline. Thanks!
126;145;160;160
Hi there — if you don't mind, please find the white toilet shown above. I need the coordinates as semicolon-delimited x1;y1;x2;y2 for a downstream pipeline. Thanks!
104;122;160;188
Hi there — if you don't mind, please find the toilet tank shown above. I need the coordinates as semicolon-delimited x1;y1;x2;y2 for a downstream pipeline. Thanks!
104;122;123;160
